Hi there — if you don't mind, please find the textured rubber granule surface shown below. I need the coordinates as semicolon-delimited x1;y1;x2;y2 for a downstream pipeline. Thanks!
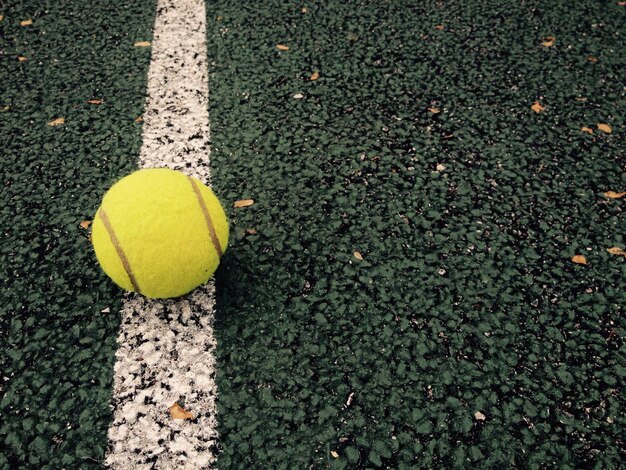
206;1;625;468
0;1;155;467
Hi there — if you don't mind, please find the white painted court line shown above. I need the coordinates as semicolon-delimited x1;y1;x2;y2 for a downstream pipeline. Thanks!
105;0;219;468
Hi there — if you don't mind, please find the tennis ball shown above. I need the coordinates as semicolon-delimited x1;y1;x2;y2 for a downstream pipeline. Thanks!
91;168;229;299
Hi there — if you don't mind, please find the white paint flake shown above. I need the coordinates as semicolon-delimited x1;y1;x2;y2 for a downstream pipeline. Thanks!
106;0;220;468
106;292;219;469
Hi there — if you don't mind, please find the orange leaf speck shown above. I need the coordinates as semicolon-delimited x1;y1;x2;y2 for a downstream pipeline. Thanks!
531;101;545;113
572;255;587;265
47;117;65;126
234;199;254;208
607;247;626;257
169;403;194;420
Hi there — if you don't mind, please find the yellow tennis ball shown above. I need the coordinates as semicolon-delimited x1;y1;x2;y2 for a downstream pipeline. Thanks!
91;168;229;299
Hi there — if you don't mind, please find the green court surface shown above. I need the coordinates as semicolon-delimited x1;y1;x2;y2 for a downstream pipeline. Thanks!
0;0;156;467
2;0;626;468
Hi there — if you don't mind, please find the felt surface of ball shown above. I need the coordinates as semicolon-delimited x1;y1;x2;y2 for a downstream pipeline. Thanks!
91;168;229;298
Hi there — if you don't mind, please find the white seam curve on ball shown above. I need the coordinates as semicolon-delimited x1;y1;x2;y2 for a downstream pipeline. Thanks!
105;0;220;468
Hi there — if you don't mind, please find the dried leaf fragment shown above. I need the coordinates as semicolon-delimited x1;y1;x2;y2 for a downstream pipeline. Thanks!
310;71;319;81
580;127;593;134
597;123;612;134
18;56;27;62
603;191;626;199
301;7;308;13
80;220;92;229
587;56;598;63
429;107;440;114
134;41;151;47
47;117;65;126
575;97;588;102
531;101;545;113
618;2;626;5
245;228;257;235
572;255;587;265
474;411;486;421
331;451;339;458
234;199;254;208
87;99;103;105
542;36;556;47
169;403;194;420
276;44;289;51
0;15;4;22
353;251;364;261
435;24;445;30
607;247;626;257
21;19;32;26
134;116;143;123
